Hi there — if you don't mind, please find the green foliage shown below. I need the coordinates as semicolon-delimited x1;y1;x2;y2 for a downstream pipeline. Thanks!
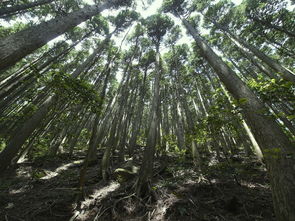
143;14;174;46
86;15;109;35
0;22;30;38
50;73;104;113
191;0;210;12
29;137;51;160
164;44;189;67
75;128;92;150
140;49;156;67
111;0;134;8
263;148;282;159
248;77;295;103
109;9;139;33
0;139;6;152
32;169;47;179
190;83;244;150
232;98;248;106
287;115;295;121
165;25;182;45
128;23;145;41
162;134;178;151
245;0;293;31
161;0;185;14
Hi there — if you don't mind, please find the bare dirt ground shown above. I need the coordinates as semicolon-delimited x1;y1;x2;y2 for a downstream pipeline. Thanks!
0;153;274;221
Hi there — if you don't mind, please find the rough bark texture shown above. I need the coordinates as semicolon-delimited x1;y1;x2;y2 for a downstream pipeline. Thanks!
182;18;295;221
0;2;111;71
0;0;54;17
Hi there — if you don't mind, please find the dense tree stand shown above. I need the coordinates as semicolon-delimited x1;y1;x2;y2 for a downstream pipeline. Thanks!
0;0;294;220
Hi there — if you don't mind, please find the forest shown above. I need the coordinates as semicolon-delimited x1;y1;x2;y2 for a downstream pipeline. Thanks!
0;0;294;220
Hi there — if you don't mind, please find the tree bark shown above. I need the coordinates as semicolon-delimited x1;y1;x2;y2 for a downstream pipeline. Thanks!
182;17;295;221
136;51;161;195
129;67;147;155
0;0;55;18
0;38;107;172
0;1;113;71
213;22;295;83
249;15;295;38
0;95;56;172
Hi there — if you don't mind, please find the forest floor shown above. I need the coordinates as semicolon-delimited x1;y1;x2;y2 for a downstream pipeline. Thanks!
0;151;274;221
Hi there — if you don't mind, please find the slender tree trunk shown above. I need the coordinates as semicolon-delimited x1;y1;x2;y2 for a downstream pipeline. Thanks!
0;32;90;100
181;94;201;169
50;126;68;156
100;95;122;180
172;94;185;150
129;67;147;155
79;64;112;190
68;112;91;157
213;22;295;83
79;116;100;192
260;32;295;57
0;77;36;114
71;36;110;78
218;43;277;80
249;15;295;38
212;74;263;160
174;70;202;166
118;83;137;161
269;104;295;137
136;51;161;195
182;17;295;221
102;116;119;180
0;1;113;71
12;126;44;164
0;0;55;17
0;95;56;172
0;39;106;172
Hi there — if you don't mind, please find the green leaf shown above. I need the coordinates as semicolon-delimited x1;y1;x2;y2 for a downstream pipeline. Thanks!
287;115;295;121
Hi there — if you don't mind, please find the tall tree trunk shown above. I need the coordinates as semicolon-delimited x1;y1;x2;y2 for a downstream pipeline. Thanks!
218;43;277;80
181;17;295;221
0;1;114;71
0;95;56;172
102;116;119;180
50;126;68;156
220;83;264;160
0;40;106;172
248;15;295;38
179;90;201;169
0;0;55;18
0;30;92;98
68;112;91;157
128;67;147;155
78;63;112;190
172;93;185;150
136;51;161;196
213;22;295;83
78;115;100;193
